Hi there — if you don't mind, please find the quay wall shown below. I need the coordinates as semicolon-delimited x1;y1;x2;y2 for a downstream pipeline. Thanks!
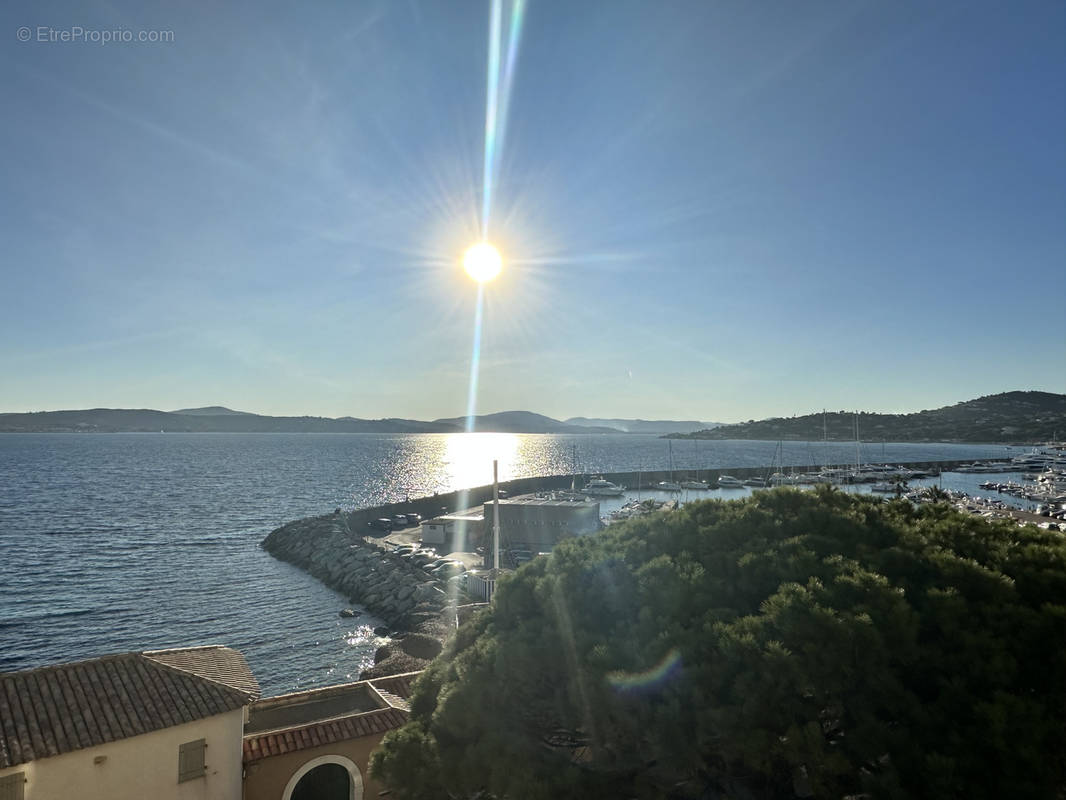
328;458;972;533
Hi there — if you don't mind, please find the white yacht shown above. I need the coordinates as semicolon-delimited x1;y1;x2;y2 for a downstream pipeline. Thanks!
655;480;682;492
718;475;744;488
680;479;710;489
581;477;625;496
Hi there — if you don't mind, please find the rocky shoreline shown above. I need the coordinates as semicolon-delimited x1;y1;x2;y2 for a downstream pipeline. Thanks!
261;510;453;677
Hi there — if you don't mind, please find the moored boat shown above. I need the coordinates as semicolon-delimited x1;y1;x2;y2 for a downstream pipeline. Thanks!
581;477;625;496
680;479;710;489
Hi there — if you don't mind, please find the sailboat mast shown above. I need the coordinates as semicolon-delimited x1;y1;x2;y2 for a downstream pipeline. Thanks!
823;409;827;469
855;412;860;479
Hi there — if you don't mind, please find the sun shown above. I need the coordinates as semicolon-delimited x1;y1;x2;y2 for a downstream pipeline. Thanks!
462;241;503;283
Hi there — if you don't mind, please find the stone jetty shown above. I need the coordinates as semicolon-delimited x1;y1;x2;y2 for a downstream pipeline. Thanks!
261;512;447;628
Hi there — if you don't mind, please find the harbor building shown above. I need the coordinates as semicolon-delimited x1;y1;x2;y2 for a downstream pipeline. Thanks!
420;511;484;547
482;494;600;556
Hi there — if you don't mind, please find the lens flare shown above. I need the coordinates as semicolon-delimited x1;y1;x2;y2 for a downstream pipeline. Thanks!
481;0;527;236
463;241;503;283
606;648;683;693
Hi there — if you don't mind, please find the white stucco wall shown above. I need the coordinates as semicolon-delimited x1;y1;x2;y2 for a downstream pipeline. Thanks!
0;709;244;800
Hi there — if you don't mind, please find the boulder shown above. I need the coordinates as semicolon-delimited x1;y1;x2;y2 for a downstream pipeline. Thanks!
400;634;443;660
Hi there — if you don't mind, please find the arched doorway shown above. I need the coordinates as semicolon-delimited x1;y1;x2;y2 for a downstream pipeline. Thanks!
283;754;363;800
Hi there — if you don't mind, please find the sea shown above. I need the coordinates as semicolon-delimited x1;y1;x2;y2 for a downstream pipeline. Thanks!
0;432;1038;695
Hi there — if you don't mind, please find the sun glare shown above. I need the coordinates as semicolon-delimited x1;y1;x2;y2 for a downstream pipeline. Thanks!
463;241;503;283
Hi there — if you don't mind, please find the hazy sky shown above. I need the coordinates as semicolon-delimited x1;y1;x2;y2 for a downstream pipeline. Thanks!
2;0;1063;422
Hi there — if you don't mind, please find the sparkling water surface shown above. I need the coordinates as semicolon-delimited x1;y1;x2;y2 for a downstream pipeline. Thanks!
0;433;1030;694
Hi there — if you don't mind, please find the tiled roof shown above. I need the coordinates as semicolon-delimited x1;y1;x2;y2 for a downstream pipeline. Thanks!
242;707;408;764
0;646;259;769
143;646;260;700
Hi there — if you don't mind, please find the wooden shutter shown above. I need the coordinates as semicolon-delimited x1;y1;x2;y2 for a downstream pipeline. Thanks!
178;738;206;782
0;773;25;800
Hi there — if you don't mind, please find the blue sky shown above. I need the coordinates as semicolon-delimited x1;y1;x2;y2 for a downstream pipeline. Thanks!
2;0;1063;422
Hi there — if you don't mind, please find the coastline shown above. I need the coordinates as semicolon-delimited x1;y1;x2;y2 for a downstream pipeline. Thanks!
260;457;1000;679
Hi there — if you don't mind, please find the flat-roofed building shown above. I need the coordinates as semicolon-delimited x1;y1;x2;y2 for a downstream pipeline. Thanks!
483;494;600;555
421;512;484;547
0;646;259;800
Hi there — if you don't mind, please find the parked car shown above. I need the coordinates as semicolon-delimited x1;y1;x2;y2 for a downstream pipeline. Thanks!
431;561;466;578
367;518;392;532
404;512;422;525
393;544;417;556
391;514;409;528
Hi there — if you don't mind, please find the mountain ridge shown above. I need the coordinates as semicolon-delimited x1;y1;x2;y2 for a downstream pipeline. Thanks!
0;408;621;434
666;391;1066;444
432;410;618;434
2;393;1061;440
172;406;253;416
566;417;723;434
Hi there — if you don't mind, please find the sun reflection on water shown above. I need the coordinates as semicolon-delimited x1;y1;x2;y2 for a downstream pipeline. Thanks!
444;432;521;489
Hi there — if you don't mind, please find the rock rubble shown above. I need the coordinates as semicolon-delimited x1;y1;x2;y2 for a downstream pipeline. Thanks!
261;513;447;628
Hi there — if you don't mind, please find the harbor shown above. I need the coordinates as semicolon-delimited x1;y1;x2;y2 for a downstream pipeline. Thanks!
333;448;1066;546
3;433;1059;695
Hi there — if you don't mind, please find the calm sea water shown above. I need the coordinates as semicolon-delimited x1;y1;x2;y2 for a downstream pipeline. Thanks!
0;433;1030;694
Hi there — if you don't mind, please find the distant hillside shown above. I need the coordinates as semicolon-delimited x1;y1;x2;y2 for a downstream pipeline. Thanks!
0;408;616;434
172;406;253;416
0;409;460;434
566;417;723;434
433;410;618;434
667;391;1066;444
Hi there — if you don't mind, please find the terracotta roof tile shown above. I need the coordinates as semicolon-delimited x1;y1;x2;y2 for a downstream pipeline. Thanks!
144;646;261;700
243;706;410;765
0;647;258;769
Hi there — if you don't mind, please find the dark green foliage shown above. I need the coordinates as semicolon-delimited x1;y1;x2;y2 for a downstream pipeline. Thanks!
371;489;1066;799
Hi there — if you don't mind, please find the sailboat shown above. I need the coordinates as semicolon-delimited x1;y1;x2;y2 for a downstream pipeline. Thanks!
680;438;710;489
656;440;682;491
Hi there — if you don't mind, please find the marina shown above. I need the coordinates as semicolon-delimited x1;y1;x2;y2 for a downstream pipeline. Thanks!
0;433;1059;695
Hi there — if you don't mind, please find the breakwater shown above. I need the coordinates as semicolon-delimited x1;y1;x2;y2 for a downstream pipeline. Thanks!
261;458;970;624
316;459;966;532
258;457;988;678
261;512;447;628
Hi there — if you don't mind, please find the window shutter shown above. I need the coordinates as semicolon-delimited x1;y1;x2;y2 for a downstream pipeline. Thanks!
178;739;207;782
0;773;25;800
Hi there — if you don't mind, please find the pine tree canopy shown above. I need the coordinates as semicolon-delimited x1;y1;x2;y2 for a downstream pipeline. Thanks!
371;488;1066;799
